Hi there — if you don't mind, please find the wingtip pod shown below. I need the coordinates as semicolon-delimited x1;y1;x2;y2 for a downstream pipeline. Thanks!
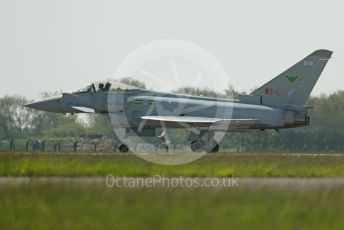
310;49;333;58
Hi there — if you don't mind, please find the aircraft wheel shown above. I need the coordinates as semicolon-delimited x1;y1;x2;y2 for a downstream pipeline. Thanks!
191;140;205;152
207;143;219;153
119;144;129;153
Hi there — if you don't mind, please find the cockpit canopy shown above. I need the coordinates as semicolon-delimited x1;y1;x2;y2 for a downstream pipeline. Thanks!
75;80;139;93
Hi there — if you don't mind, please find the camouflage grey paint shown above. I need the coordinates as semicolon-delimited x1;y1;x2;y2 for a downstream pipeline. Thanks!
25;50;332;151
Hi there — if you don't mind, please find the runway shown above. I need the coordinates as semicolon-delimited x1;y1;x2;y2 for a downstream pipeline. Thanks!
1;177;344;188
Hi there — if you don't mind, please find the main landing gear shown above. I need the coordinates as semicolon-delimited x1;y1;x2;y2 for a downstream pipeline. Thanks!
119;144;129;153
189;131;220;153
190;140;219;153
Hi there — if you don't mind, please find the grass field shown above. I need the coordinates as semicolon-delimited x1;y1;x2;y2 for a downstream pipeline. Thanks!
0;152;344;177
1;152;344;229
0;183;343;230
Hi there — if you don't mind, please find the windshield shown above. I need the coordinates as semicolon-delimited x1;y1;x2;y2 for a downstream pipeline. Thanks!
94;80;139;91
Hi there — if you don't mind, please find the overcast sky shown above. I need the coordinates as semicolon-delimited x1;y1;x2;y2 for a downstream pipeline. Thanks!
0;0;343;99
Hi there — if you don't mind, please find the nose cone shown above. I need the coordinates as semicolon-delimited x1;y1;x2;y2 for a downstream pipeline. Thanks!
25;95;62;113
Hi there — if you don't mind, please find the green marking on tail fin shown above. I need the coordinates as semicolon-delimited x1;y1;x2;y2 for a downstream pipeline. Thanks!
286;75;298;83
251;49;332;106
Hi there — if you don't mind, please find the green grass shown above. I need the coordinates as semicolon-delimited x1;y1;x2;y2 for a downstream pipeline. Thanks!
1;152;344;177
1;153;344;229
0;183;343;230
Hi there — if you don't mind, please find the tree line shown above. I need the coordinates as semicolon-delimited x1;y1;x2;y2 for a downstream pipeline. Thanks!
1;78;344;152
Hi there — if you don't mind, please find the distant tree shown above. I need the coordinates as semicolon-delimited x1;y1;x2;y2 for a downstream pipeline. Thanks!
308;90;344;134
42;120;86;137
174;84;243;99
0;113;7;139
174;87;224;98
28;91;86;137
0;95;30;138
1;84;344;152
29;111;85;137
39;91;62;99
225;84;241;99
86;114;117;139
120;77;146;89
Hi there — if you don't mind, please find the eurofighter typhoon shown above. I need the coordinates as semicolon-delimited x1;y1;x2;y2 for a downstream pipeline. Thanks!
26;50;332;153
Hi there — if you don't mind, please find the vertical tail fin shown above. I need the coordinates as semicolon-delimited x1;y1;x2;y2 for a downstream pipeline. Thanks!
251;49;332;106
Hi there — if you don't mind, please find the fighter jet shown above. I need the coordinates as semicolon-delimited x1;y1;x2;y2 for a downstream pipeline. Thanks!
25;49;332;153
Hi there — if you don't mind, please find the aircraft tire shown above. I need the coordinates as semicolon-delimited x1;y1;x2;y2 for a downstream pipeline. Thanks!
191;140;205;152
207;143;219;153
119;144;129;153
